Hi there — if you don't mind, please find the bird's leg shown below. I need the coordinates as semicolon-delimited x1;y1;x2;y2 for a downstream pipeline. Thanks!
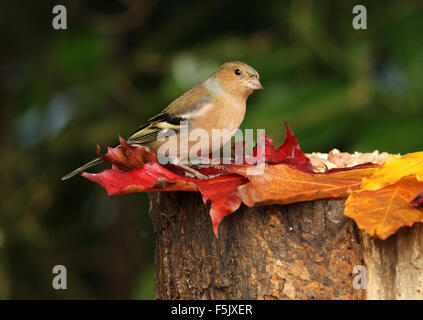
187;156;228;173
177;163;208;180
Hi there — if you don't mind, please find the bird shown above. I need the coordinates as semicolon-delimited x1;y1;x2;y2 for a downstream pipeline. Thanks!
61;61;263;180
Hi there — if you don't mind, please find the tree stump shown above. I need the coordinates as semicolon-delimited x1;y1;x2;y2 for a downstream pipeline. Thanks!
148;191;423;300
360;225;423;299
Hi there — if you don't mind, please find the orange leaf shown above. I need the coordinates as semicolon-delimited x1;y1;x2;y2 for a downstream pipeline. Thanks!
235;164;378;207
361;152;423;191
344;176;423;239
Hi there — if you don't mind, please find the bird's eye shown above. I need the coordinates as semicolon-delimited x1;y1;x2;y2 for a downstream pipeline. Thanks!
234;69;241;76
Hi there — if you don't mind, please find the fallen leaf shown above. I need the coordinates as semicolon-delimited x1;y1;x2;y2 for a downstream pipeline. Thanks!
99;136;156;170
234;164;378;207
196;177;247;236
82;123;315;236
361;152;423;191
345;176;423;239
83;140;248;237
80;122;398;239
265;122;314;171
230;122;309;170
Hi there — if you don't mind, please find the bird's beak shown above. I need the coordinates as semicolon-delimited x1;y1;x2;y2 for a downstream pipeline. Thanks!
247;77;263;90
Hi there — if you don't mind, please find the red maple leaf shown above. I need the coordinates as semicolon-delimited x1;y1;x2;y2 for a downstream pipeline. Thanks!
83;138;247;236
265;122;313;171
81;123;312;236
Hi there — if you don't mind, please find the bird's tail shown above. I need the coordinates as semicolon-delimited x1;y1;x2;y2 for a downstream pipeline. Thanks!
61;158;103;181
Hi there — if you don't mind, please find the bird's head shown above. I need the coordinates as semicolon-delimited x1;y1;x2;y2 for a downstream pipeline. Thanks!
211;61;263;99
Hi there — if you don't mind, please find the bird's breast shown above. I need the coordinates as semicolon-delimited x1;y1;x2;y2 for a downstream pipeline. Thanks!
151;96;247;161
190;96;246;151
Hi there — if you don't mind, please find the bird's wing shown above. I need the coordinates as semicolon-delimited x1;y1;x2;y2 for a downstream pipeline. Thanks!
163;84;214;116
127;85;214;145
127;112;185;145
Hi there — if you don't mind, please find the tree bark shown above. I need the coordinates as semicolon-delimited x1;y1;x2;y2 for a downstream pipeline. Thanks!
360;225;423;299
149;191;423;300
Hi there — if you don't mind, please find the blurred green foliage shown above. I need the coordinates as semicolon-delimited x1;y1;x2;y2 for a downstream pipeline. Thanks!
0;0;422;299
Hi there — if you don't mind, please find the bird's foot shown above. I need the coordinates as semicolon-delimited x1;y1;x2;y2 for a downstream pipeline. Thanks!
177;164;208;180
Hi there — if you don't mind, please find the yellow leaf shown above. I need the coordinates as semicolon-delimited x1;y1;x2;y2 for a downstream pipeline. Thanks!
361;152;423;191
345;176;423;239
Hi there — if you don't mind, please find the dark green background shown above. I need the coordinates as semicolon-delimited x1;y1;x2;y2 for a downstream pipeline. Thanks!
1;0;422;299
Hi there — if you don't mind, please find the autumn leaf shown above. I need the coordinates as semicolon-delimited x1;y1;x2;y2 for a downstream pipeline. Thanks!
83;138;248;237
230;122;311;171
233;163;378;207
361;152;423;191
345;176;423;239
265;122;314;171
82;122;316;236
98;136;156;170
82;122;405;239
196;177;247;236
83;165;246;236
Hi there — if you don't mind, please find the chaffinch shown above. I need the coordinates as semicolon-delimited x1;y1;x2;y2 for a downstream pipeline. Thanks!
62;61;262;180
